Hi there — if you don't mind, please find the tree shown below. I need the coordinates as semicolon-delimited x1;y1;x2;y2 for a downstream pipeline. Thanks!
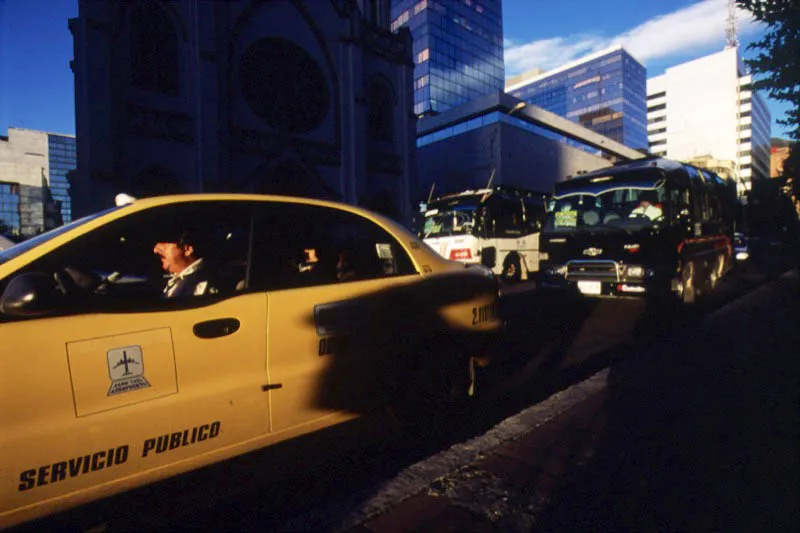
737;0;800;139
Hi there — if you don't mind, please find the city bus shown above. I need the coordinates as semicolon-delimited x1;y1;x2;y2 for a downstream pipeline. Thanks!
539;157;737;303
418;186;548;282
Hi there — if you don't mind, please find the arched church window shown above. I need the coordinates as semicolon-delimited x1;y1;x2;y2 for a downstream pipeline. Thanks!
239;38;329;133
368;77;394;142
130;3;180;95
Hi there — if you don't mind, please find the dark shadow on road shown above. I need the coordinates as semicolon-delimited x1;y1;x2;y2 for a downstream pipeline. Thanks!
535;270;800;532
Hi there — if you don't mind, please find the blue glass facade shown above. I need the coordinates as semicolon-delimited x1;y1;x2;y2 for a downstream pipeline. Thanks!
508;47;648;150
0;182;21;238
47;134;76;224
417;110;601;157
391;0;505;116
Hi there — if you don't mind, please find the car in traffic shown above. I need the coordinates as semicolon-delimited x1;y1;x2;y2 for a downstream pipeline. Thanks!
0;193;502;529
540;158;737;303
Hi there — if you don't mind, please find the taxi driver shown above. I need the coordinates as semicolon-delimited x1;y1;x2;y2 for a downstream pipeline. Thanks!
153;229;216;298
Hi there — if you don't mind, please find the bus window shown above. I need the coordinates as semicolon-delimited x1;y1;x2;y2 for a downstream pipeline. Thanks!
488;198;525;238
668;186;691;225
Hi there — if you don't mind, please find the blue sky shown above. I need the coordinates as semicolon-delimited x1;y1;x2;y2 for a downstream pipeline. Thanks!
0;0;793;138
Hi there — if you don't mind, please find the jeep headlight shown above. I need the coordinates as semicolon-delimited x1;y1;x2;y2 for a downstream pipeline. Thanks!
626;265;645;278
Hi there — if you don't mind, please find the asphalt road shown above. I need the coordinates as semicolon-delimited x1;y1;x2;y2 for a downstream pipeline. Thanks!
15;243;797;532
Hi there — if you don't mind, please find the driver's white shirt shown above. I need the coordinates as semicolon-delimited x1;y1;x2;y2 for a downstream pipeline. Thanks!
164;258;207;298
630;203;663;220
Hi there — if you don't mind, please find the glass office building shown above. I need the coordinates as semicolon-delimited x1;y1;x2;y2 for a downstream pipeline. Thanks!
391;0;505;116
507;45;648;150
47;134;76;224
0;182;22;237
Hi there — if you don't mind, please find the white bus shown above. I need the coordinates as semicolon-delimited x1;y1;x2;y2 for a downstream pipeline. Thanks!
418;186;547;282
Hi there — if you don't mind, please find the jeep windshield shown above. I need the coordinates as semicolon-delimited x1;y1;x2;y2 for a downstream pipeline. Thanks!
545;173;667;233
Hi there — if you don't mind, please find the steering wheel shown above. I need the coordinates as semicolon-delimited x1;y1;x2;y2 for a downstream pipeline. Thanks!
53;270;73;295
53;267;104;295
94;271;122;295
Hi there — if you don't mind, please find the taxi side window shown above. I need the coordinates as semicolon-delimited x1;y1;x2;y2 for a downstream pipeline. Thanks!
10;202;252;316
249;203;416;291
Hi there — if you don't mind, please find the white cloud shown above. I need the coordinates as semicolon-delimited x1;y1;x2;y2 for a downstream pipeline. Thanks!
505;0;763;78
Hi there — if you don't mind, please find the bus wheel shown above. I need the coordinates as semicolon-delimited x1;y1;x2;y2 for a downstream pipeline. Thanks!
502;253;522;283
680;261;696;304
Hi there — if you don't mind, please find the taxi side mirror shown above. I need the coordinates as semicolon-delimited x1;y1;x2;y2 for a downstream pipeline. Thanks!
0;272;61;317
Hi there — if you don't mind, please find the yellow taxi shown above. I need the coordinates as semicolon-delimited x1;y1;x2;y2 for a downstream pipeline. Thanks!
0;194;502;528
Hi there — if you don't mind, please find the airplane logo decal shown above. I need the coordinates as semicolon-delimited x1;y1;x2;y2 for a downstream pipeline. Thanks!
107;346;150;396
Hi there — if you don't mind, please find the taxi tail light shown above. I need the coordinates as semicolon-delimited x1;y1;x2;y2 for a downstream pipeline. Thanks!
450;248;472;260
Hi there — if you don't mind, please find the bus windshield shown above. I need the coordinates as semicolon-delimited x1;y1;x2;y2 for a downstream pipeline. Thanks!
545;185;667;233
421;204;477;238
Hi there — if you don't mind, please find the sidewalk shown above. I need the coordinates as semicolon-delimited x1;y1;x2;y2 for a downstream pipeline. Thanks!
350;389;608;533
345;270;800;533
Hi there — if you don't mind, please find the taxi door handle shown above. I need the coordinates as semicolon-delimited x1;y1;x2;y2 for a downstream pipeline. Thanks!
193;318;240;339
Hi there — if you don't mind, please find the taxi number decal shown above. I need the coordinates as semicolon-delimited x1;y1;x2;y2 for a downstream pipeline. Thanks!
472;302;499;326
17;421;221;492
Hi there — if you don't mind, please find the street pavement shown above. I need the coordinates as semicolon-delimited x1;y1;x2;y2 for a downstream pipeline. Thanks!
341;262;799;531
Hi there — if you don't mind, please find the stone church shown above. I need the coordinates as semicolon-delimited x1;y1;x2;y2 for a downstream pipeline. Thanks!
69;0;415;223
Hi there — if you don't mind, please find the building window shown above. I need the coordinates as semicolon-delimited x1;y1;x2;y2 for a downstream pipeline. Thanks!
647;115;666;125
649;139;667;147
130;2;180;95
647;103;666;112
647;91;666;100
368;77;395;142
649;127;667;135
0;182;21;237
416;48;430;63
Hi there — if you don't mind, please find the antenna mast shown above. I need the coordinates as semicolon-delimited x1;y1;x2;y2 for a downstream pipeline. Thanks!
725;0;739;49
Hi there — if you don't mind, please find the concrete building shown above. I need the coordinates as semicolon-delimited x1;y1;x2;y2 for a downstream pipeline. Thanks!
646;47;770;192
506;45;648;151
391;0;505;117
415;92;643;202
70;0;416;224
0;128;73;239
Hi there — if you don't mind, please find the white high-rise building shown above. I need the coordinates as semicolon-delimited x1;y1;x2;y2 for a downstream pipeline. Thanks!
646;47;770;192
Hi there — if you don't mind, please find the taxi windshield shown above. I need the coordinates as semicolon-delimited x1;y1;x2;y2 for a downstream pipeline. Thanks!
545;185;666;233
421;205;477;238
0;206;122;266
